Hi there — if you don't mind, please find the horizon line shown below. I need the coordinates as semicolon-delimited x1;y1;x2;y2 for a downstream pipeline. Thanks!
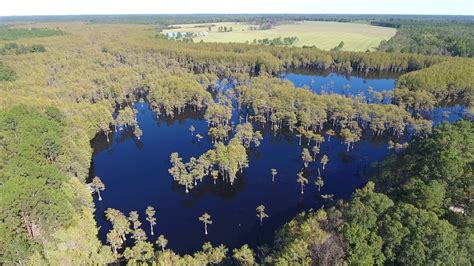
1;13;473;18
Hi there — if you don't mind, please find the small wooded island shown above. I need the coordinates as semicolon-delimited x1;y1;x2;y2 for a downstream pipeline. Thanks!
0;11;473;265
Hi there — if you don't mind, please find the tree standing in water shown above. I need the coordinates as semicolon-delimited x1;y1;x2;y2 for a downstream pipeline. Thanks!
189;125;195;136
256;205;269;226
326;129;336;142
156;235;168;252
134;127;143;140
100;123;112;143
145;206;156;236
315;176;324;191
296;126;305;146
92;176;105;201
211;170;219;184
107;229;122;257
312;134;324;148
312;145;320;159
196;133;203;142
199;213;213;235
301;148;313;168
305;131;314;146
340;128;360;152
297;171;308;194
296;133;302;146
128;211;147;244
271;168;278;182
105;208;129;257
321;155;329;170
169;152;185;181
179;173;194;193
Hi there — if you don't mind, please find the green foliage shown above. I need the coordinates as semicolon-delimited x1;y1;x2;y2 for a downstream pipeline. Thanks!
335;121;474;265
235;123;263;148
148;37;451;74
233;244;255;265
201;242;228;264
235;76;430;137
40;207;113;265
252;36;299;46
0;42;46;55
0;106;110;264
152;242;227;265
330;41;345;51
0;26;65;40
380;203;462;265
148;75;213;117
340;182;392;264
340;179;470;265
376;120;474;211
373;120;474;261
0;20;472;265
0;62;16;81
272;208;344;265
123;241;154;264
377;20;474;57
115;106;138;128
155;33;169;40
399;178;446;215
395;59;474;108
274;239;311;265
0;106;66;184
169;134;249;192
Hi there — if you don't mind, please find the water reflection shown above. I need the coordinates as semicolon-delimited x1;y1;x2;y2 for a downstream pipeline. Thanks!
92;100;393;254
282;71;468;125
280;71;397;99
91;71;467;254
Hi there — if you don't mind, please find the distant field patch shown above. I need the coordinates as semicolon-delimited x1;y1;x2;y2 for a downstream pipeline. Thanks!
163;21;397;51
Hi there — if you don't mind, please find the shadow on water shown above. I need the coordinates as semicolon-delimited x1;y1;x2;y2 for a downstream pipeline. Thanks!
90;71;467;255
91;104;391;254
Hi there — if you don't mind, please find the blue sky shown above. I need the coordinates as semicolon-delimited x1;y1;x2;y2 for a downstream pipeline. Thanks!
1;0;473;16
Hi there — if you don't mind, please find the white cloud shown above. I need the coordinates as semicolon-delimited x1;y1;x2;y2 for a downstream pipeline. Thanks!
1;0;472;16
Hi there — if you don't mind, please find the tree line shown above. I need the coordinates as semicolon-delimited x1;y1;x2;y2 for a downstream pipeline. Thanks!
235;76;432;139
252;36;299;46
140;38;472;108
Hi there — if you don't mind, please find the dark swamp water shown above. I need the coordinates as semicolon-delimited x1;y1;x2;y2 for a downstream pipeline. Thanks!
91;71;466;254
281;70;397;99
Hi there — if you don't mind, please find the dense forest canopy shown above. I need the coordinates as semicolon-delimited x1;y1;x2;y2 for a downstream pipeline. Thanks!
0;15;472;264
376;20;474;57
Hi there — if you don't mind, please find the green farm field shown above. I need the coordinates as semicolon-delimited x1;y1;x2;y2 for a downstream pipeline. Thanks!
163;21;397;51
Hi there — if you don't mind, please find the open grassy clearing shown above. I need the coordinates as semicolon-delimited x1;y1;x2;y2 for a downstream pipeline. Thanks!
163;21;397;51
